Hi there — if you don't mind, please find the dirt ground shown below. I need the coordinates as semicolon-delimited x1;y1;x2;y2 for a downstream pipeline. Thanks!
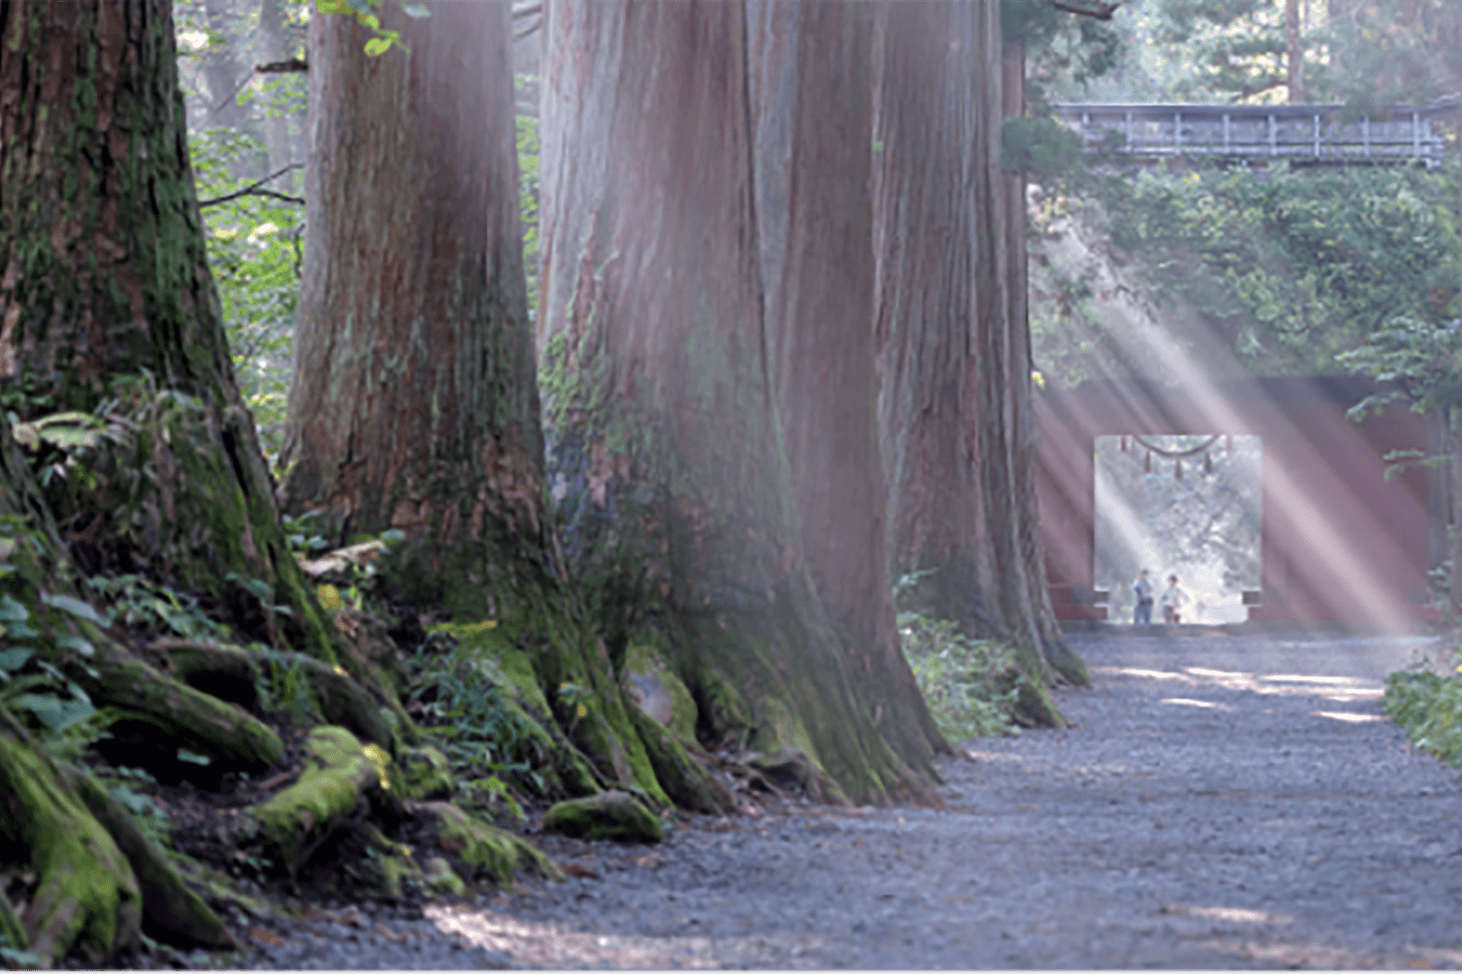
237;630;1462;970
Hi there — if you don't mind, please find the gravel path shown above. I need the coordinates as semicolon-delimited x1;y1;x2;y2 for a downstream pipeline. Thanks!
242;631;1462;969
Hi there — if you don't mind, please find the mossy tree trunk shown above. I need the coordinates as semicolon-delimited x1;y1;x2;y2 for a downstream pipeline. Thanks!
281;0;550;614
999;36;1088;687
281;2;728;812
0;0;336;661
747;0;950;775
872;1;1082;726
539;0;936;804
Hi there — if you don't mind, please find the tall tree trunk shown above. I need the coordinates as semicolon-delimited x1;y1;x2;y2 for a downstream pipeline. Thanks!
539;0;937;804
1286;0;1307;103
203;0;247;129
1001;35;1088;687
747;0;949;771
282;1;547;609
873;0;1077;726
257;0;300;187
283;2;730;813
0;0;336;660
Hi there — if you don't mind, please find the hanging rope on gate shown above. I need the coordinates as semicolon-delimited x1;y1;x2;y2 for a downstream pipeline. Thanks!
1126;433;1224;481
1129;434;1221;459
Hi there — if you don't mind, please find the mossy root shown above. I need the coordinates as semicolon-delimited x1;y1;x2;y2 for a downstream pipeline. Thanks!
241;725;400;875
407;801;561;887
0;713;142;966
627;708;734;814
72;773;235;950
73;645;284;772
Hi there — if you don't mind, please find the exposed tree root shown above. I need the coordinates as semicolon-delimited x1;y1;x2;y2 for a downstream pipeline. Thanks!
240;725;400;876
72;645;284;774
71;773;235;950
626;708;734;814
407;801;560;887
0;713;142;967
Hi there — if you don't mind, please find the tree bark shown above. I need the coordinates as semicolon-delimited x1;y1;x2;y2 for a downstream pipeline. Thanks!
0;0;337;661
1000;34;1089;688
539;0;936;804
1285;0;1306;103
284;1;731;812
873;1;1081;724
747;0;949;771
281;0;548;614
203;0;247;129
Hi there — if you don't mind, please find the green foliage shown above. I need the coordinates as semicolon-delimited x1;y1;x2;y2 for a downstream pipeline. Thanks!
0;587;108;763
516;75;541;317
1340;316;1462;419
313;0;427;57
83;575;232;643
1002;116;1086;185
1385;667;1462;767
1000;0;1124;108
406;630;539;820
190;130;302;467
895;577;1023;742
1093;161;1459;375
283;514;406;615
93;766;174;850
0;940;39;970
254;649;322;725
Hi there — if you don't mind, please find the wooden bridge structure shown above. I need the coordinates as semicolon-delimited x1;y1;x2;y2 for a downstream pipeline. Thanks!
1052;97;1457;168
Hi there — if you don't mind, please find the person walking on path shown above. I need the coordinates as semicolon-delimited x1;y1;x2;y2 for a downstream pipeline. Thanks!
1160;574;1187;624
1132;569;1154;625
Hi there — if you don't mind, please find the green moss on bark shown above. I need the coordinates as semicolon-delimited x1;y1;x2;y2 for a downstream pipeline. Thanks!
242;725;398;874
410;801;559;887
0;715;142;966
542;791;664;844
72;773;235;949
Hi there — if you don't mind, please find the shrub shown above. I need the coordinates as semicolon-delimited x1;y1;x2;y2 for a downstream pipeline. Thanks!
898;609;1023;742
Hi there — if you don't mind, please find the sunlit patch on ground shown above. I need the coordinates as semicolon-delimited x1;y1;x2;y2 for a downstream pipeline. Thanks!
964;750;1027;762
1313;710;1386;723
1102;666;1197;683
1202;938;1462;969
424;903;825;969
1094;664;1386;703
1162;903;1292;924
1161;697;1233;710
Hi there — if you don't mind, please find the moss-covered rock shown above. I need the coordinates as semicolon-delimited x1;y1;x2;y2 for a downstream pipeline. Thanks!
242;726;398;874
410;800;560;887
542;790;665;844
395;745;455;801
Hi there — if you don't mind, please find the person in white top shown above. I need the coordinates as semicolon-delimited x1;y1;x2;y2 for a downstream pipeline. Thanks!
1160;574;1187;624
1132;569;1154;624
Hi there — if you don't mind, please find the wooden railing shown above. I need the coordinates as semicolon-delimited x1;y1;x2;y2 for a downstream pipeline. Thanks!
1051;98;1457;168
